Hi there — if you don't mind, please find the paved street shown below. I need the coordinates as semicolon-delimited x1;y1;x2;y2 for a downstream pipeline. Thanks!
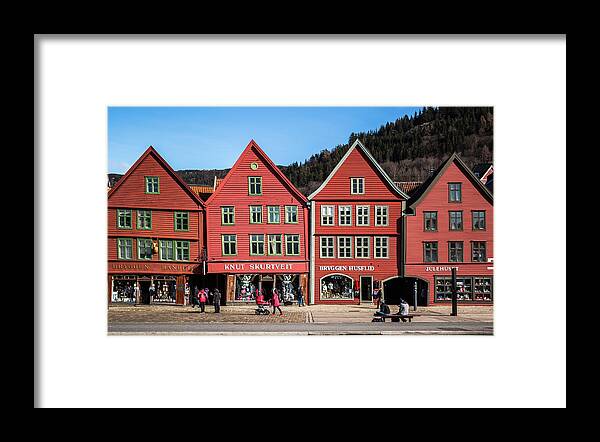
108;303;493;335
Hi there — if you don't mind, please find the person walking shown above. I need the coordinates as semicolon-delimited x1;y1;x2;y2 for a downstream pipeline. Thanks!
191;286;200;308
199;288;207;313
297;286;305;307
271;288;283;316
213;288;221;313
373;288;382;308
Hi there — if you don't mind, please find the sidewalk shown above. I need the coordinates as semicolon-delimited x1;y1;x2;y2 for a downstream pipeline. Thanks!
108;303;492;325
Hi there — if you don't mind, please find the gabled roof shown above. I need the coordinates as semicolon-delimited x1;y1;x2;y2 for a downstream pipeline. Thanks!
407;153;493;209
308;139;409;200
107;146;205;207
205;140;308;205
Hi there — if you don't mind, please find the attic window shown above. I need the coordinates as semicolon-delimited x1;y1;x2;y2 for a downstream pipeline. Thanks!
351;177;365;195
145;176;160;194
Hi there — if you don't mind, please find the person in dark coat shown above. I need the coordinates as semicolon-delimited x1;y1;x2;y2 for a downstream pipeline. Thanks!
191;286;200;308
374;300;391;317
213;288;221;313
297;286;305;307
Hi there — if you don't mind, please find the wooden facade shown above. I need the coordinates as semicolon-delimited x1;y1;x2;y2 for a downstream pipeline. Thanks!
308;140;409;304
107;141;494;308
107;146;205;305
403;153;494;305
204;140;309;303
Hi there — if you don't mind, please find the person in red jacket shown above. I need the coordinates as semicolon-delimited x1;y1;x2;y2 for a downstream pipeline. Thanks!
271;288;283;316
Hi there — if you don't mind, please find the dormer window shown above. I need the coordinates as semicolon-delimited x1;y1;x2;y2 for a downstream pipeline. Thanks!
351;177;365;195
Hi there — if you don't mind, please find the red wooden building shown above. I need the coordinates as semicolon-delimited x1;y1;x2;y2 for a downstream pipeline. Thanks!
107;146;206;305
204;140;309;304
308;140;409;304
401;153;494;306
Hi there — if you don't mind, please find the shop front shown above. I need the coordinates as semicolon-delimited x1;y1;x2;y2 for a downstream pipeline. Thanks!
405;264;493;305
313;264;393;305
207;261;309;304
108;261;203;305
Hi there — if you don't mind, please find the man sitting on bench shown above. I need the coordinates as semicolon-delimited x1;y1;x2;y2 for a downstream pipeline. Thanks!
398;298;410;322
374;300;391;317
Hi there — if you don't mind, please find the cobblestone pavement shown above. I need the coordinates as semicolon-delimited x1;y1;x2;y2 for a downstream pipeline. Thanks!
108;303;492;325
108;304;307;324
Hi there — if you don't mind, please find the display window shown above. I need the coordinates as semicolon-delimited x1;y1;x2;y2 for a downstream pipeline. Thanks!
435;276;492;302
236;274;259;301
111;276;137;303
320;274;354;300
152;277;177;303
275;274;299;303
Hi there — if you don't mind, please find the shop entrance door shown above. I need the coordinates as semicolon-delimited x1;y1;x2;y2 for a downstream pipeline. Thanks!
261;280;274;300
139;280;151;304
360;276;373;302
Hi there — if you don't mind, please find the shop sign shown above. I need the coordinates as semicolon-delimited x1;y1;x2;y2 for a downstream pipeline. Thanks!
319;265;375;272
110;262;200;273
425;266;459;272
209;262;308;273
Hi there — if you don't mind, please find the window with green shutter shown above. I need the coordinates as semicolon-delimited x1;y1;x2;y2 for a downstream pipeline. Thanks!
145;176;160;194
117;209;132;229
137;210;152;230
174;212;189;231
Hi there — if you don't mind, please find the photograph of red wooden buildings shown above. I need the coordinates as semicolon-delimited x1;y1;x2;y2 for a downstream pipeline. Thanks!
107;140;493;307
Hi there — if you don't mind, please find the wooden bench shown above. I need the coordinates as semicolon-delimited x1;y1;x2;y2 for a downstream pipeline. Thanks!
372;313;415;323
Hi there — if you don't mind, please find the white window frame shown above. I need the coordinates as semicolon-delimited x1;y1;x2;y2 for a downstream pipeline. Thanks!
338;206;352;226
374;236;389;259
320;236;335;258
321;205;334;226
337;236;353;259
375;205;389;226
355;236;370;258
356;205;370;226
351;177;365;194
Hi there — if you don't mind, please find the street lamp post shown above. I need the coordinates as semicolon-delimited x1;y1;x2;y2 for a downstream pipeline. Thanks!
451;267;458;316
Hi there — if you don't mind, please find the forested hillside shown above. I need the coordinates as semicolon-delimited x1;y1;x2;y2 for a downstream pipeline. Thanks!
109;107;493;196
283;106;493;196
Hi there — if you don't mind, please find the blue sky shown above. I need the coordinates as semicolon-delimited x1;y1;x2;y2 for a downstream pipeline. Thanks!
108;107;423;174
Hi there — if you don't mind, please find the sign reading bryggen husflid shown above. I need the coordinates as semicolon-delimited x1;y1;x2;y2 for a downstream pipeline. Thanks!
107;146;205;305
204;140;310;304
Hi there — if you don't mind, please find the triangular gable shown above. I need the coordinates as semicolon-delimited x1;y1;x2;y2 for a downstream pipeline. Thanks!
308;139;409;200
206;140;308;205
108;146;205;207
408;153;493;209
